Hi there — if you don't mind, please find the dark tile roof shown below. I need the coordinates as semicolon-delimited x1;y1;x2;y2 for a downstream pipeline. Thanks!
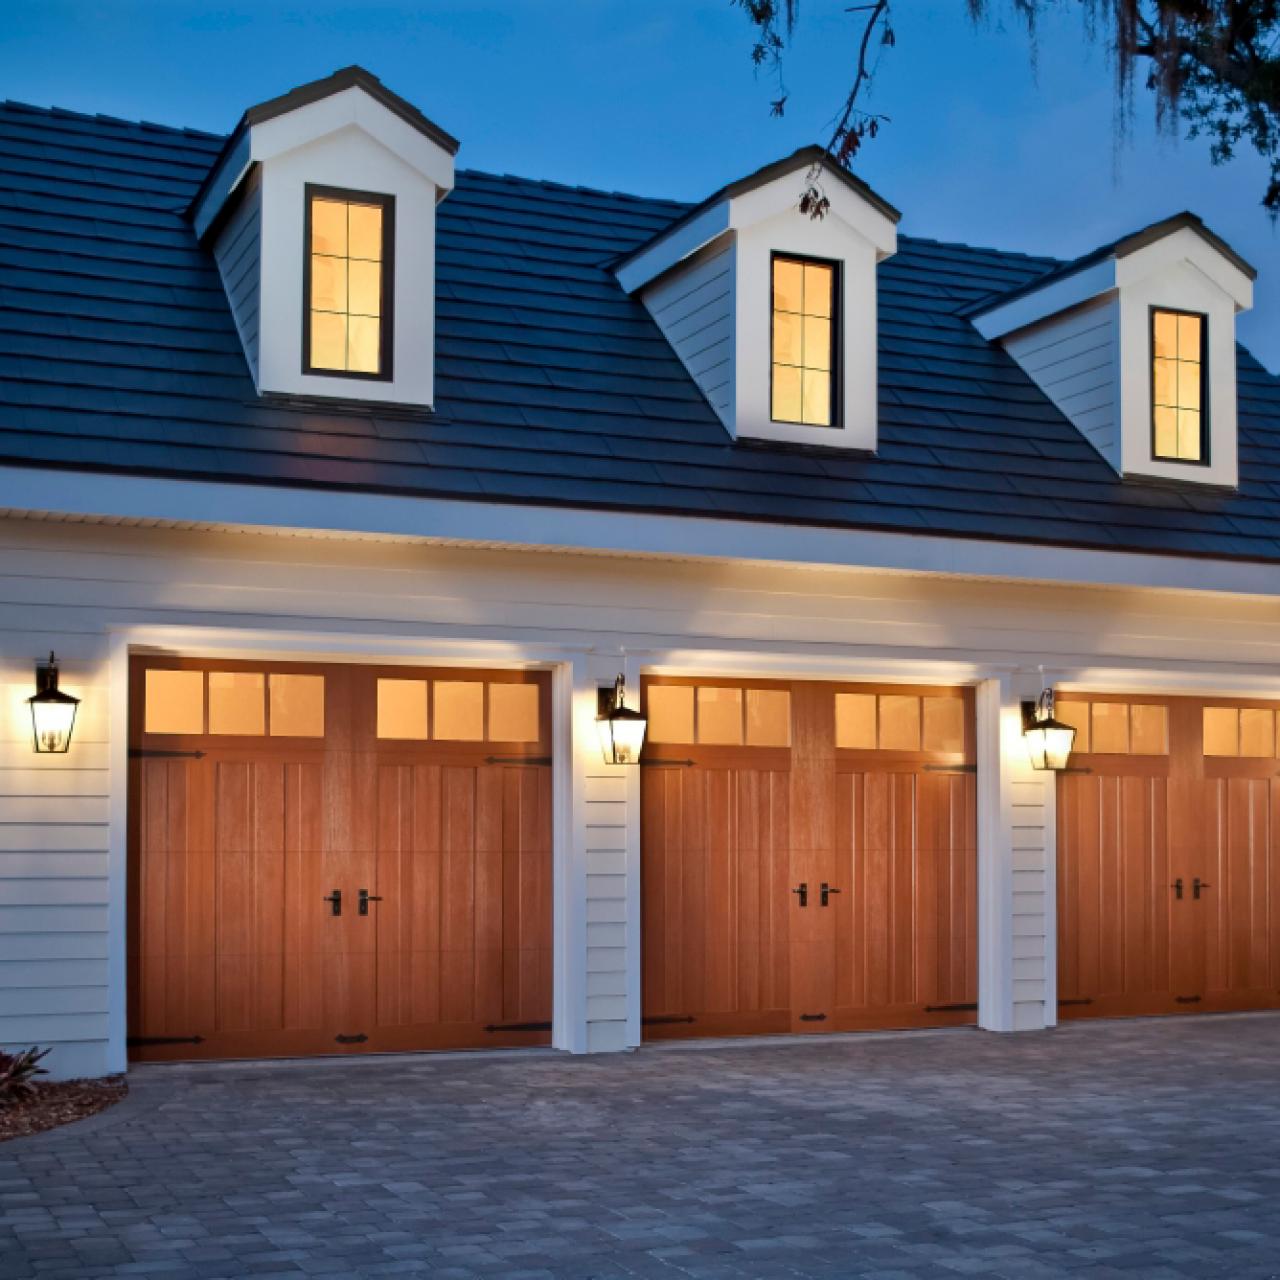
1;99;1279;563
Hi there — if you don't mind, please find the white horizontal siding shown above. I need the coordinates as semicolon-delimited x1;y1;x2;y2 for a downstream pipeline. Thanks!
642;243;735;425
213;175;262;381
5;516;1280;1070
1004;298;1121;471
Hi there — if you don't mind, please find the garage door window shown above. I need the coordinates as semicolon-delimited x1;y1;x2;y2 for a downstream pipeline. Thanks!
375;678;541;743
646;685;791;747
1055;701;1168;754
835;692;965;753
1203;706;1280;757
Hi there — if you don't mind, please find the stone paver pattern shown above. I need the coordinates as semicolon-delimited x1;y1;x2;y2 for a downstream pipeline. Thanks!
3;1015;1280;1279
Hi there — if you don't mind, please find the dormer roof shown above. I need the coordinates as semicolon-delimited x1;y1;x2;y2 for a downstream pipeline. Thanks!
615;145;899;296
969;211;1256;340
189;66;458;242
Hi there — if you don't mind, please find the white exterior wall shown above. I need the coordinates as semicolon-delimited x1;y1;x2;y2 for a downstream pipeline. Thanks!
1003;298;1120;470
642;243;735;427
212;173;262;383
8;516;1280;1075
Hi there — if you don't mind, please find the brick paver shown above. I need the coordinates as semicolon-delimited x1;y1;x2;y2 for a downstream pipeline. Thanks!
2;1016;1279;1278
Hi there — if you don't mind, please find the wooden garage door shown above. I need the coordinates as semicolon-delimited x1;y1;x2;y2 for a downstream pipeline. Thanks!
640;678;977;1038
127;658;552;1061
1057;694;1280;1019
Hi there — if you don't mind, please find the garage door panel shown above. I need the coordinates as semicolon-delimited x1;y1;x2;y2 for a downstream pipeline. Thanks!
1206;777;1275;996
644;679;975;1038
640;759;791;1029
1059;694;1280;1019
130;659;552;1059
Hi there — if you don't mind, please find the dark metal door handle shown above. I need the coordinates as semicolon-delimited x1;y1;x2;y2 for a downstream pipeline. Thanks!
1193;878;1211;900
358;889;383;916
1171;878;1183;900
792;882;808;908
820;883;841;907
324;889;342;917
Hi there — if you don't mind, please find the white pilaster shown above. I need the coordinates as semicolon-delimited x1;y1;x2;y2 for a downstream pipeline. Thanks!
976;672;1056;1033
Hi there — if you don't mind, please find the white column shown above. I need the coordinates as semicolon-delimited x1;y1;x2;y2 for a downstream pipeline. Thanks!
551;654;637;1054
976;672;1055;1033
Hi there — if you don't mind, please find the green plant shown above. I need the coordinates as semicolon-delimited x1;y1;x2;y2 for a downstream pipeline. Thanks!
0;1048;50;1108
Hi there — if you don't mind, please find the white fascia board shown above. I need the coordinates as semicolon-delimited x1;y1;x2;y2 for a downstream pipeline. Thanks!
4;464;1280;599
251;85;455;193
973;259;1117;341
729;170;897;260
614;201;731;294
1116;227;1254;312
190;130;252;241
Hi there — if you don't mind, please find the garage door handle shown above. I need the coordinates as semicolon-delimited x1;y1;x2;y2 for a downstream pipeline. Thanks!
792;882;808;908
1171;878;1184;900
324;889;342;916
1193;878;1211;899
358;889;383;916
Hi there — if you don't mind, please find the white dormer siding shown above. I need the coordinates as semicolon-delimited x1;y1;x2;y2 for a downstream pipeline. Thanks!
1002;298;1121;471
617;149;899;451
192;68;457;409
212;169;262;383
975;216;1255;489
642;242;736;422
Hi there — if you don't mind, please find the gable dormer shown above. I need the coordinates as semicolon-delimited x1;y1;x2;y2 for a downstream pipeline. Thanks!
615;147;899;451
190;67;457;408
972;214;1255;489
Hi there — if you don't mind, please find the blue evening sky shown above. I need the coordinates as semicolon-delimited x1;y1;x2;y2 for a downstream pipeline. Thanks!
5;1;1277;369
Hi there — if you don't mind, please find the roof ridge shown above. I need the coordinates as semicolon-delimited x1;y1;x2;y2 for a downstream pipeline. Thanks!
456;167;691;208
1;98;224;141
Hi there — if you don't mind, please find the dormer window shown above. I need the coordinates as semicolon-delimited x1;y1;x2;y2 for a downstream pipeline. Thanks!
771;254;837;427
303;185;394;380
1151;308;1206;464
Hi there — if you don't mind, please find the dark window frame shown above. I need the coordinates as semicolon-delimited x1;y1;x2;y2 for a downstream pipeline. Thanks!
1149;304;1209;467
769;251;841;429
302;183;396;382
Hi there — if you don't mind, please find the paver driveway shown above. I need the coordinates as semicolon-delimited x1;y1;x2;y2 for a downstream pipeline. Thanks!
3;1016;1280;1279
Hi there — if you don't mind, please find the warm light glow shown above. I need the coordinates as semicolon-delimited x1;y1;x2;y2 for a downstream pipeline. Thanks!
1152;309;1204;461
772;257;834;426
1023;688;1076;771
308;192;386;375
597;676;647;764
28;653;79;754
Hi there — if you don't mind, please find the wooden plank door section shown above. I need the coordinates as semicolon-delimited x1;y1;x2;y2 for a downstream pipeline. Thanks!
640;678;978;1039
1057;693;1280;1020
128;658;552;1060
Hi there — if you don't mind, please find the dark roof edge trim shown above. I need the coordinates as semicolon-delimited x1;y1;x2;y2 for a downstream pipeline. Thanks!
965;211;1258;320
612;144;901;273
243;65;460;155
185;65;459;224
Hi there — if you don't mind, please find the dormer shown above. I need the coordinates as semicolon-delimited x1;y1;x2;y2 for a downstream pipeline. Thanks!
972;214;1255;489
615;147;899;451
189;67;457;408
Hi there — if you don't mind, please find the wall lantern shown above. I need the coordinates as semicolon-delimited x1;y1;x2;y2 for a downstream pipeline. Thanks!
596;674;647;765
28;652;80;754
1021;686;1075;772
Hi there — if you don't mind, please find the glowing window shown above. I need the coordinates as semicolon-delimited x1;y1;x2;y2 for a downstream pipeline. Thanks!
269;674;325;738
377;679;429;740
144;669;204;735
1152;309;1205;462
771;256;836;426
207;672;265;736
305;188;392;379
